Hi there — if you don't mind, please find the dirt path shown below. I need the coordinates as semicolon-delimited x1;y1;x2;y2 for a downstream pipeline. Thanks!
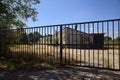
34;45;120;69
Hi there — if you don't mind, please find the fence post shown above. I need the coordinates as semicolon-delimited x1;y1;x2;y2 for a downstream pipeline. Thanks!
0;27;6;56
60;25;63;66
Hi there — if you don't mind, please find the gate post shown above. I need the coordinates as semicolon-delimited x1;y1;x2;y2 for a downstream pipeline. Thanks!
60;25;63;66
0;27;6;56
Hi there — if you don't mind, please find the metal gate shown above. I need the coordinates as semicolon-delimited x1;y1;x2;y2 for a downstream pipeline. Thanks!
5;19;120;70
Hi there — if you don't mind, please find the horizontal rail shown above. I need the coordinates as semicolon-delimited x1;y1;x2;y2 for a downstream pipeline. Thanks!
4;18;120;30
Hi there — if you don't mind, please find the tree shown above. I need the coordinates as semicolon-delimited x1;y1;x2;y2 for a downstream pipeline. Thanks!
114;37;120;43
28;31;42;43
0;0;40;28
0;0;40;56
104;36;112;42
53;38;58;46
19;33;29;44
74;25;77;30
115;37;120;41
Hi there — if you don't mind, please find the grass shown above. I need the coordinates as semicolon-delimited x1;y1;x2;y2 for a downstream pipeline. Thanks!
0;55;57;71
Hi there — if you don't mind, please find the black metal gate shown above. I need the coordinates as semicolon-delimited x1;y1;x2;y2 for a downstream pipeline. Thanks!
5;19;120;70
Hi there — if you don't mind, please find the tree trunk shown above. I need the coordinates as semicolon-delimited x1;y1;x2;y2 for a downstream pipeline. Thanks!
0;27;6;56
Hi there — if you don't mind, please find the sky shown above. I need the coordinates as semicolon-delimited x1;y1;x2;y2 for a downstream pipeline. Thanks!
26;0;120;27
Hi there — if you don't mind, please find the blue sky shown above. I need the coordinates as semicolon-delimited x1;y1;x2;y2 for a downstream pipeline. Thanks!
26;0;120;27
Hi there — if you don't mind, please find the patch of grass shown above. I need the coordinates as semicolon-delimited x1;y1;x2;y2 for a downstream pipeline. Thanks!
0;55;57;71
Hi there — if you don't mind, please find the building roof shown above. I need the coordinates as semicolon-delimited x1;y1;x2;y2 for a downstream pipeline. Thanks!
54;27;87;35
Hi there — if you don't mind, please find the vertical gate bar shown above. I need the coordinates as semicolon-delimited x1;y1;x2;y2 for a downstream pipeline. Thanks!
63;25;67;64
72;25;74;65
34;28;36;61
47;27;48;63
52;27;53;64
17;29;21;59
53;26;56;63
107;21;110;69
68;25;70;64
60;25;63;65
22;28;23;58
26;29;29;57
48;27;49;62
67;25;72;64
22;29;25;58
28;29;30;60
102;22;104;68
113;21;115;69
88;23;90;66
84;24;86;66
36;27;40;61
26;28;27;59
118;20;120;70
93;23;95;67
76;24;78;65
42;27;43;61
44;27;46;61
97;22;99;67
17;29;18;58
15;29;18;57
18;29;20;59
63;25;66;64
13;29;15;58
27;29;29;60
52;27;54;64
21;28;23;59
56;26;58;63
25;28;27;59
67;25;69;64
24;28;26;59
33;28;34;60
16;29;17;58
17;29;18;59
44;27;47;61
45;27;47;62
81;24;84;66
50;27;52;63
25;29;28;60
80;24;82;65
64;25;66;64
20;28;22;59
39;28;40;61
46;27;47;62
23;29;25;59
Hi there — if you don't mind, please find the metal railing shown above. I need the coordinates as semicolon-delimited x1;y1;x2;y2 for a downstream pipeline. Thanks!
3;18;120;70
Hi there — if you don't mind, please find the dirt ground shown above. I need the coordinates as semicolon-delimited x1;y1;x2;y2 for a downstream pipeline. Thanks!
11;45;120;70
0;66;120;80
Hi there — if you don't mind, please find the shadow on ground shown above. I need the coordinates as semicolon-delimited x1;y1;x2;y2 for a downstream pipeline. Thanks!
0;49;120;80
0;66;120;80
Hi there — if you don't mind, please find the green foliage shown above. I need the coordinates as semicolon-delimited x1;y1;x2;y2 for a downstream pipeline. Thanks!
53;38;58;46
104;36;112;44
74;25;77;30
28;31;42;43
19;33;29;44
0;0;40;28
115;37;120;42
6;30;42;44
104;36;120;44
0;0;40;54
113;37;120;44
104;36;112;41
